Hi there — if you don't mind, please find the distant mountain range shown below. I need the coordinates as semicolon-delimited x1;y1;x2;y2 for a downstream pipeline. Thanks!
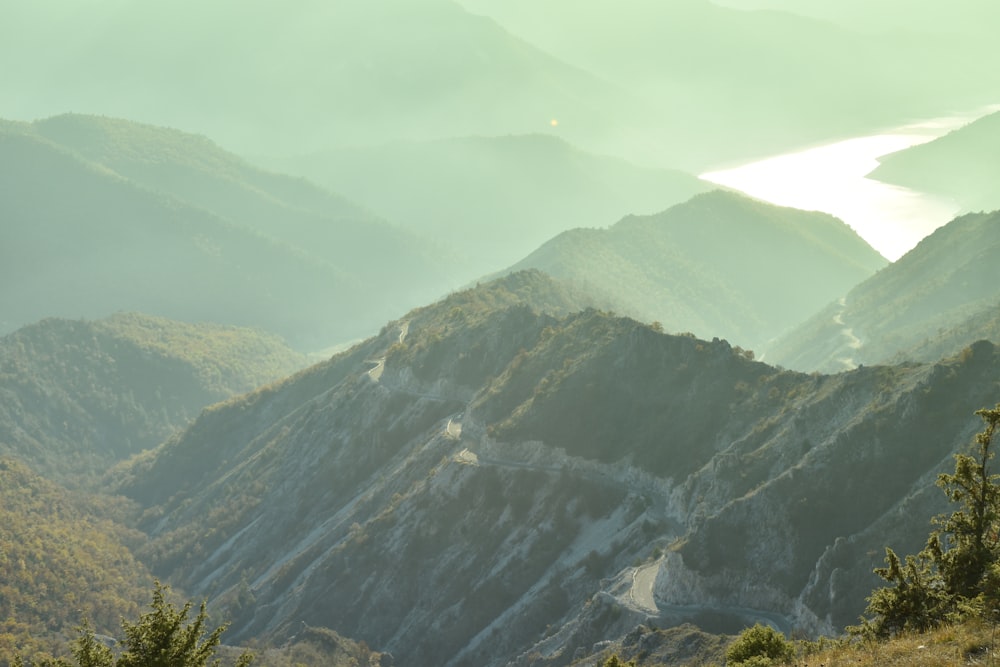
0;115;454;347
1;0;632;159
105;270;1000;666
0;312;305;484
770;210;1000;372
5;0;994;170
456;0;1000;168
275;134;710;272
870;110;1000;213
502;190;887;351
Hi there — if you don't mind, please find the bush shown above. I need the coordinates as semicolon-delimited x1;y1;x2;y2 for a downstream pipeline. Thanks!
725;624;793;666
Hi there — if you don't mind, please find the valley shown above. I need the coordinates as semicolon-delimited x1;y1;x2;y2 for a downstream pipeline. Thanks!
4;2;1000;667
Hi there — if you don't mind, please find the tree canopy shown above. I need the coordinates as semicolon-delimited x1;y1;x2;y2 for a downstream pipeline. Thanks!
15;582;251;667
856;403;1000;638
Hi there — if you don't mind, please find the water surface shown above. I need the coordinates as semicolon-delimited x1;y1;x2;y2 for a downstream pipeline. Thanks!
701;107;1000;261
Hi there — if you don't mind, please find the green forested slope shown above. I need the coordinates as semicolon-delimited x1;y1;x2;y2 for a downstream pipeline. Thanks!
0;459;153;663
0;313;305;484
771;210;1000;372
0;118;450;347
505;190;886;350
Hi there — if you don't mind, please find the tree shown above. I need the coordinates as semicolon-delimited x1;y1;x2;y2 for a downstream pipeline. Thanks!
725;623;794;666
15;582;252;667
930;404;1000;598
856;403;1000;637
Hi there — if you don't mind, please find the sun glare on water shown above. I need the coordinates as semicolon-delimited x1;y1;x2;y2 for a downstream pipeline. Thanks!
701;133;958;261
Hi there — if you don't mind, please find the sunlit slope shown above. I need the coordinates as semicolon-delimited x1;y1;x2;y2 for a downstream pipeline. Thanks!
0;117;451;346
0;459;154;663
277;134;710;272
458;0;1000;168
870;111;1000;213
504;190;887;351
0;313;306;484
1;0;632;158
770;211;1000;372
113;270;1000;665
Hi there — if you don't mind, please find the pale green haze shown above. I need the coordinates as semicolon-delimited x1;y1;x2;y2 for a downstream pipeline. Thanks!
7;4;1000;666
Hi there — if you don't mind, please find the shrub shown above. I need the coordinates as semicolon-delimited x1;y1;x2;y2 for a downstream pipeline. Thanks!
725;624;793;666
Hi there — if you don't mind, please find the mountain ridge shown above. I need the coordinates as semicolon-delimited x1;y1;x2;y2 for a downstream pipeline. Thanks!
770;209;1000;372
0;115;454;347
503;190;886;351
108;271;1000;666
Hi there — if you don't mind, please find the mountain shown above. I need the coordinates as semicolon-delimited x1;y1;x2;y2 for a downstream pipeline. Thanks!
0;312;306;485
0;458;154;664
6;0;993;173
769;210;1000;372
456;0;1000;168
275;134;710;272
869;111;1000;213
111;270;1000;666
1;0;631;160
503;190;887;352
0;116;452;348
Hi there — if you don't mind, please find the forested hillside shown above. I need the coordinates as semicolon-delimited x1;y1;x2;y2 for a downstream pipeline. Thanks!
0;313;305;484
503;190;886;351
0;459;153;663
771;210;1000;372
0;117;451;347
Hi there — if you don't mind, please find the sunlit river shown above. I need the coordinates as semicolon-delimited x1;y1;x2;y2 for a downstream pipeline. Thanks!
700;106;1000;261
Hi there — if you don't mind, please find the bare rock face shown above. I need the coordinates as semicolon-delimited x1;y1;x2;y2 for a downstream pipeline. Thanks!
121;271;1000;667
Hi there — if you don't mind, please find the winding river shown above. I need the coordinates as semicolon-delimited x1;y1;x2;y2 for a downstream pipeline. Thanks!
700;105;1000;261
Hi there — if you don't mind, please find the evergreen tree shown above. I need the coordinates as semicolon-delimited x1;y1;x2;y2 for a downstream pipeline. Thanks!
931;404;1000;598
15;582;252;667
857;403;1000;637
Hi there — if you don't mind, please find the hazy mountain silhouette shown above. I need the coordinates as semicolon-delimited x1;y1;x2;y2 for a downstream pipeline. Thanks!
457;0;1000;168
276;134;710;272
2;0;632;160
0;116;453;347
870;111;1000;213
502;190;886;351
770;210;1000;372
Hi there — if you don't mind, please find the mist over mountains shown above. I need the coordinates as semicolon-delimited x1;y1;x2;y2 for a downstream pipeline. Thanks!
272;134;710;272
870;110;1000;213
5;1;1000;666
503;190;886;352
0;115;454;347
772;211;1000;372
